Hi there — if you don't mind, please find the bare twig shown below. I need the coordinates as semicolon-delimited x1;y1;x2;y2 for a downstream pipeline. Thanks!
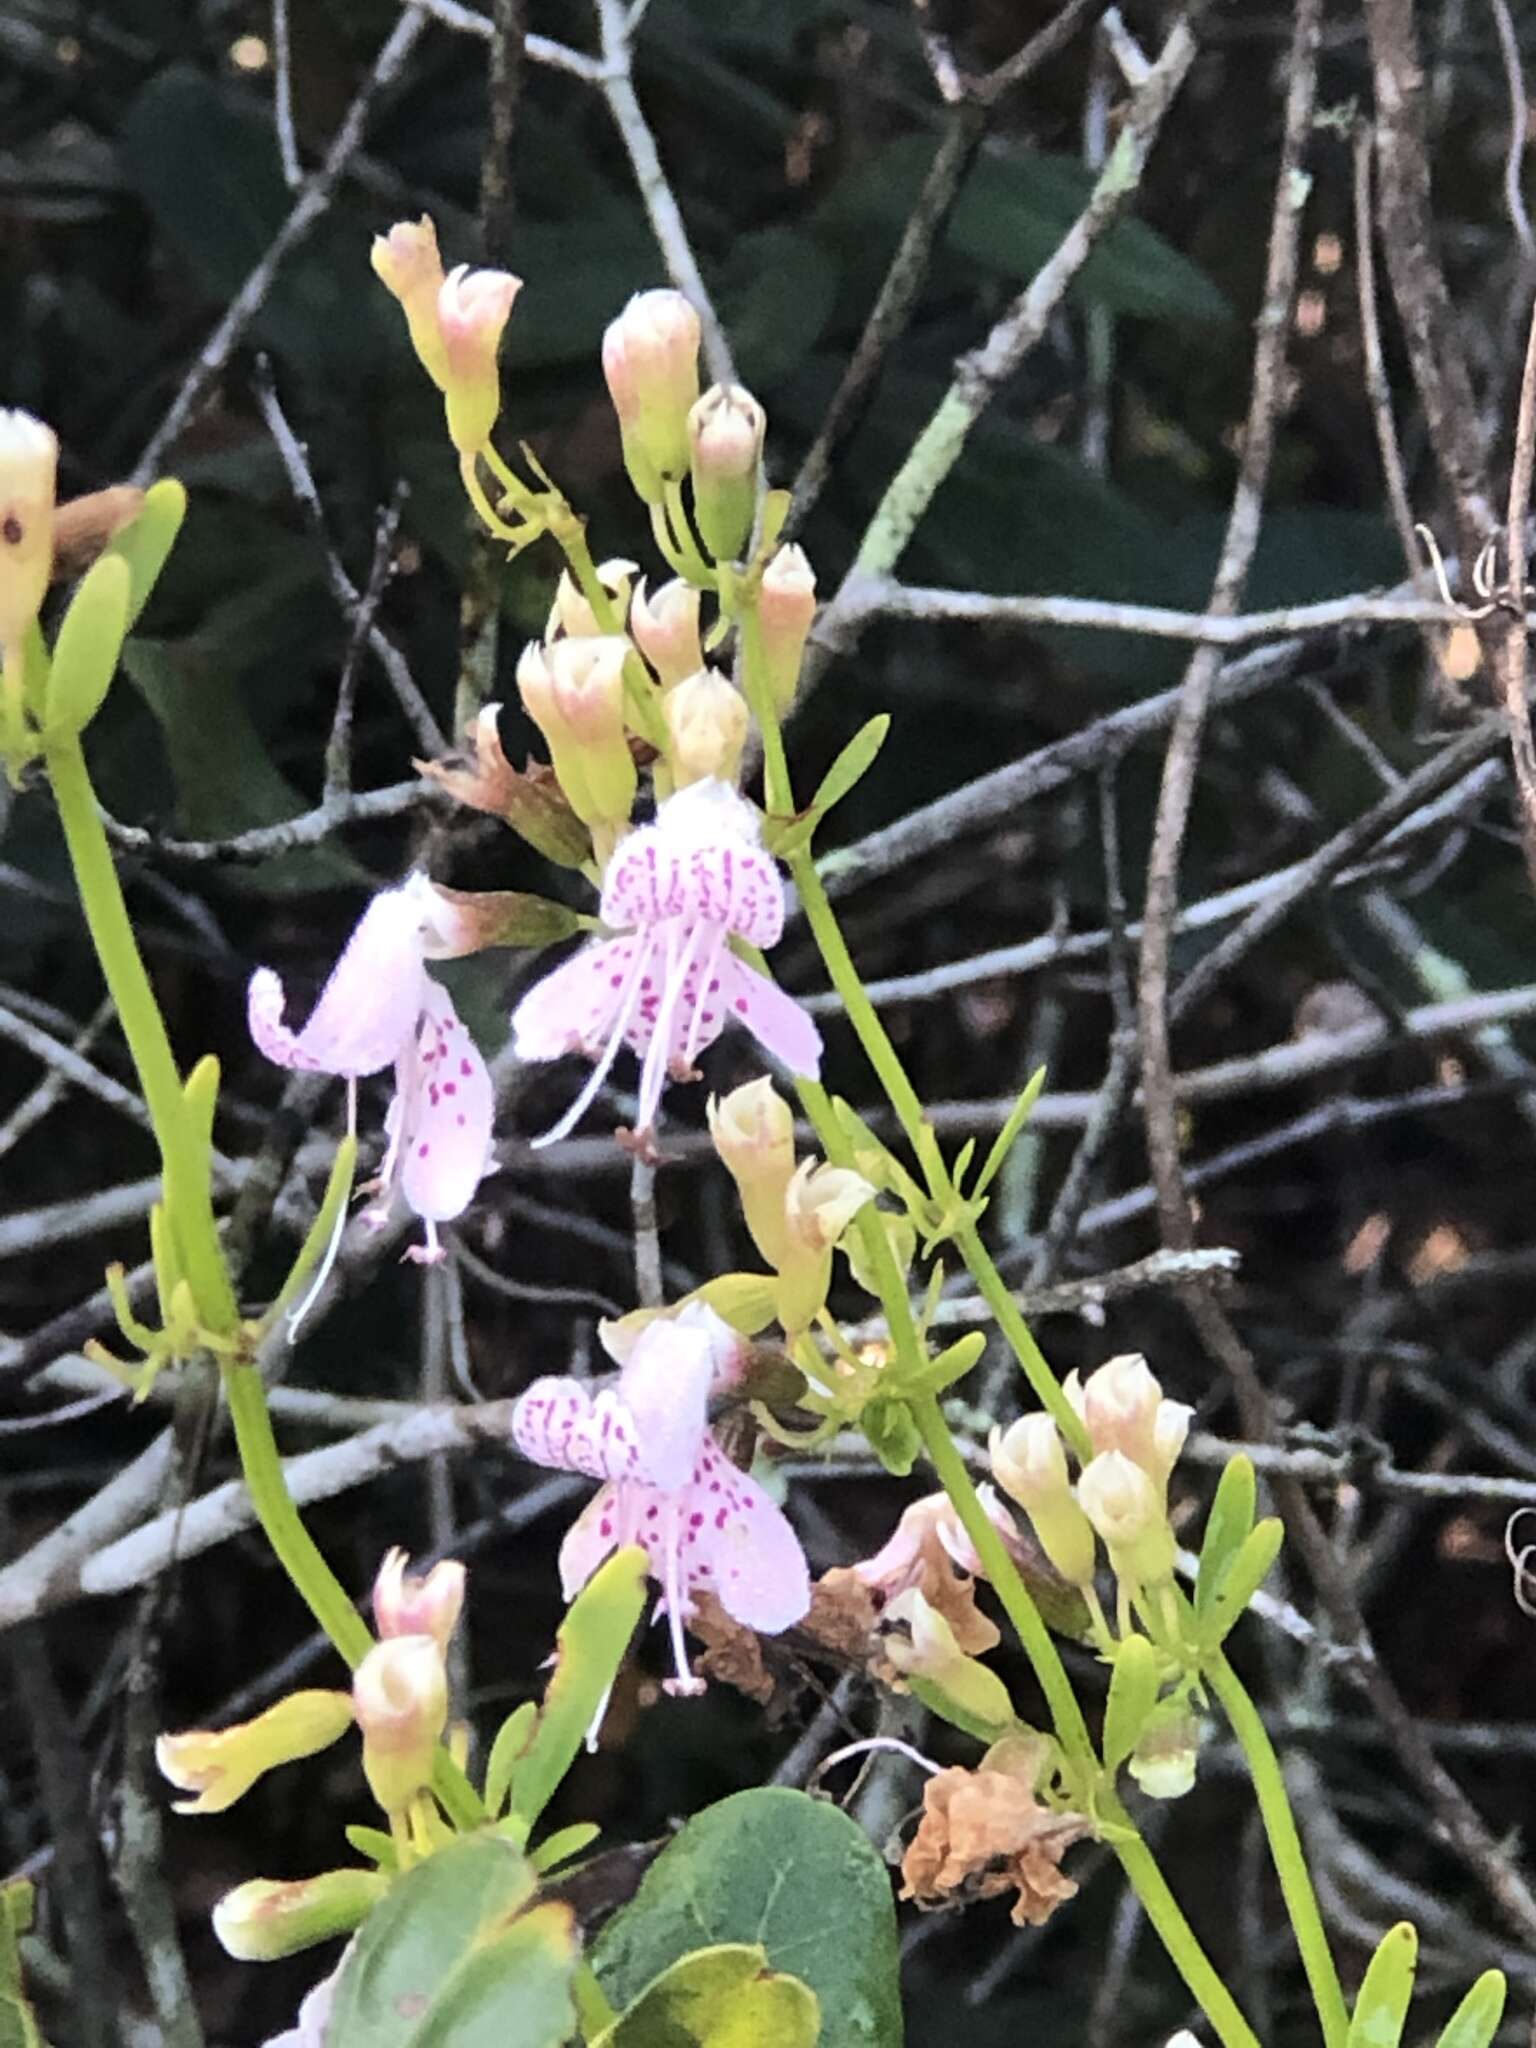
101;777;441;865
1488;0;1535;271
1352;122;1425;582
1495;297;1536;891
630;1152;663;1308
593;0;735;385
327;484;409;801
133;4;430;485
271;0;303;189
254;364;446;757
410;0;604;82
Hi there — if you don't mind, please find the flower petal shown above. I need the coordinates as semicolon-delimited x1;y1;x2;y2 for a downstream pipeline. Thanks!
716;952;822;1079
558;1483;625;1600
511;1377;646;1482
248;883;430;1079
510;935;638;1062
601;781;784;945
616;1318;714;1493
397;984;495;1223
683;1436;810;1634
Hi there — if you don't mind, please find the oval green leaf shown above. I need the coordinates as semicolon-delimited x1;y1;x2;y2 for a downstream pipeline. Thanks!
1102;1633;1160;1774
594;1943;818;2048
1194;1454;1257;1622
1347;1922;1417;2048
44;553;131;742
1434;1969;1506;2048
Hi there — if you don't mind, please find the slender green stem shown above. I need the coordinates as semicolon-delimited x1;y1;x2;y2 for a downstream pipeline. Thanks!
1109;1820;1262;2048
223;1364;484;1830
736;604;794;821
952;1221;1090;1457
46;735;237;1332
1208;1651;1348;2047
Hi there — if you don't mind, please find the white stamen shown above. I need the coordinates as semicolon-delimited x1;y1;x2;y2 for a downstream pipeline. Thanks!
533;933;655;1148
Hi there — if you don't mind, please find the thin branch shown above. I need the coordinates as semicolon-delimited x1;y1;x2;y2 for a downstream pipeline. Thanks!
1495;297;1536;892
271;0;303;189
326;483;409;800
101;777;441;865
133;3;430;485
254;364;446;756
1352;121;1425;582
410;0;604;81
1488;0;1535;271
593;0;735;385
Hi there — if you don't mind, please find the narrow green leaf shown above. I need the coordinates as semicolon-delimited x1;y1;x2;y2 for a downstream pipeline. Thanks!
594;1944;818;2048
1347;1922;1417;2048
530;1822;600;1875
106;477;188;630
1434;1969;1506;2048
344;1825;398;1870
971;1068;1047;1202
509;1547;647;1829
265;1135;358;1327
900;1330;986;1399
1194;1454;1258;1622
1197;1518;1283;1650
1102;1634;1160;1774
810;714;890;818
44;554;130;741
484;1701;538;1821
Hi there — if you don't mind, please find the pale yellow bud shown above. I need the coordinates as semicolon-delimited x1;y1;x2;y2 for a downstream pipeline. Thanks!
353;1636;448;1816
545;558;638;640
884;1589;1014;1730
517;636;636;828
156;1690;355;1815
687;383;764;561
213;1868;386;1962
0;410;58;652
601;289;701;500
1077;1450;1176;1587
758;543;816;713
371;217;450;388
709;1078;796;1270
664;667;748;787
1076;1354;1191;1489
437;263;521;453
630;576;703;688
1127;1705;1201;1801
372;1546;466;1655
785;1159;874;1253
989;1415;1097;1588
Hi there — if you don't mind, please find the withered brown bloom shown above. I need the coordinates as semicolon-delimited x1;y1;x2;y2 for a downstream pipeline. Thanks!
900;1738;1088;1928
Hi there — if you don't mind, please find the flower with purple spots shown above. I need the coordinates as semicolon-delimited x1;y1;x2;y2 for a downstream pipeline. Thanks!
510;779;821;1147
511;1302;810;1692
247;875;494;1266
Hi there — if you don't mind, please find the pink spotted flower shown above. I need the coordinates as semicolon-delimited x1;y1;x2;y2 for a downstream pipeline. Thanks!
248;875;494;1265
511;779;821;1146
512;1302;810;1692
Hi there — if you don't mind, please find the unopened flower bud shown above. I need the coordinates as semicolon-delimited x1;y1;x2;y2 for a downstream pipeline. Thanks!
437;263;521;454
156;1690;355;1815
769;1160;875;1333
1127;1702;1201;1801
373;1547;466;1655
353;1637;448;1817
517;636;636;828
371;217;449;388
709;1078;796;1268
989;1415;1097;1588
0;410;58;658
213;1868;386;1962
884;1589;1014;1731
664;668;748;787
687;384;764;562
630;577;703;688
1077;1450;1176;1588
546;558;638;640
601;289;701;500
416;706;593;867
758;543;816;713
1071;1355;1191;1490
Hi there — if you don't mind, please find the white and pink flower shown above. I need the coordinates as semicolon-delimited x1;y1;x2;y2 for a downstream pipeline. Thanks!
511;779;821;1146
247;875;494;1265
512;1302;810;1692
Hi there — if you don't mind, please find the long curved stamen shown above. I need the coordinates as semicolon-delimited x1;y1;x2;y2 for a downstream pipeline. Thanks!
636;917;706;1135
661;1497;697;1691
289;1077;360;1339
533;931;655;1149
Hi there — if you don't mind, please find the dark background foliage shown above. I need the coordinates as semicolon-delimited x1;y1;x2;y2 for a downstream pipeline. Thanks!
4;0;1536;2041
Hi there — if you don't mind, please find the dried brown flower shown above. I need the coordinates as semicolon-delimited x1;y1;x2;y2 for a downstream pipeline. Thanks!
900;1741;1088;1928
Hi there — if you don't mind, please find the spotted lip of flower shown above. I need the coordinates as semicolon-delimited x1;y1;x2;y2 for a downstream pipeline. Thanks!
247;876;494;1260
510;1302;810;1691
510;779;823;1147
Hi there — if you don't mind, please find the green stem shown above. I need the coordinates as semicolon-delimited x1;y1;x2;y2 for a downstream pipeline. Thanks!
952;1221;1090;1458
223;1365;484;1830
738;606;795;825
46;735;237;1332
1208;1651;1348;2048
1109;1821;1262;2048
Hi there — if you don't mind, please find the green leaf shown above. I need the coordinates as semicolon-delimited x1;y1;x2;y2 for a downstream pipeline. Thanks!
810;715;891;819
1434;1969;1507;2048
1195;1518;1282;1650
899;1331;986;1400
594;1788;903;2048
970;1069;1046;1202
0;1878;47;2048
44;554;130;741
1347;1922;1417;2048
485;1702;538;1822
326;1835;572;2048
344;1825;398;1870
863;1396;921;1477
1102;1634;1160;1774
509;1547;647;1829
530;1823;600;1876
594;1944;819;2048
1194;1454;1258;1623
106;478;187;630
